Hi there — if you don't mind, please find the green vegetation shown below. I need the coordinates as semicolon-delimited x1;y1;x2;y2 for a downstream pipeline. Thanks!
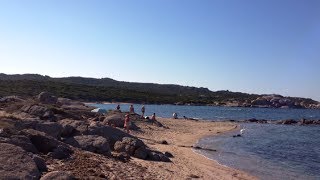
0;74;317;106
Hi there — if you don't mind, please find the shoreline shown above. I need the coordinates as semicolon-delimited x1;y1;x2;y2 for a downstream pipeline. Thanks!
131;118;256;179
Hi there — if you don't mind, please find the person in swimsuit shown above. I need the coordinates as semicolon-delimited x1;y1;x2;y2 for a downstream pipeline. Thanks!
151;113;156;121
141;105;145;118
129;104;135;114
124;114;130;133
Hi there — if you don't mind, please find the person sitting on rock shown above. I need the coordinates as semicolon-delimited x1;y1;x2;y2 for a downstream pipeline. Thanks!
116;104;120;111
124;114;130;134
151;113;156;121
129;104;135;114
173;112;178;119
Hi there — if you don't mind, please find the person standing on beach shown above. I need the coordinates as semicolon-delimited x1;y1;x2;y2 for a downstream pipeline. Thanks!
141;105;145;118
129;104;134;114
124;114;130;133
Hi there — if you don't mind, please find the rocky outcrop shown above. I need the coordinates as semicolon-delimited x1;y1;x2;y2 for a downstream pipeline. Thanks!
114;137;170;162
0;143;40;179
0;96;24;103
40;171;75;180
33;121;62;139
21;104;55;120
58;119;88;137
86;124;131;147
114;137;145;156
21;129;60;154
103;114;124;127
38;92;57;104
50;144;73;160
32;154;47;172
65;135;111;156
235;118;320;126
276;119;297;125
0;135;38;153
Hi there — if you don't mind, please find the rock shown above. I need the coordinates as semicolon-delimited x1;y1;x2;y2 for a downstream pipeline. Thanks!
65;135;111;156
159;140;168;145
102;114;139;130
34;122;62;139
113;152;130;162
21;129;60;154
134;146;148;160
103;114;124;127
247;118;258;123
251;98;271;106
40;171;75;180
233;134;242;138
164;152;174;158
87;125;132;147
0;143;40;179
32;154;47;172
38;92;57;104
114;137;150;159
146;151;171;162
50;145;73;160
58;119;88;136
159;153;171;162
0;135;38;153
299;119;314;125
189;174;200;178
114;137;144;153
0;96;24;103
21;104;55;119
281;119;297;125
148;151;161;161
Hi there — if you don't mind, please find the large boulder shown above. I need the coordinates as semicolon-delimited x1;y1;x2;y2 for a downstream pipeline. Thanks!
114;137;147;158
40;171;75;180
148;151;171;162
49;145;73;160
103;114;124;127
0;135;38;153
65;135;111;156
86;124;132;146
58;119;88;136
38;92;58;104
102;114;140;130
34;122;62;139
32;154;47;172
21;104;55;119
0;143;40;179
21;129;60;154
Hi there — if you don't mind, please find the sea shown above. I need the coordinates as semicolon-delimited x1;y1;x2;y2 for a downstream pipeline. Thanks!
91;103;320;180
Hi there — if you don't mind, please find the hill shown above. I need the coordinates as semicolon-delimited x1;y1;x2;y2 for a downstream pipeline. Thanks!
0;73;319;109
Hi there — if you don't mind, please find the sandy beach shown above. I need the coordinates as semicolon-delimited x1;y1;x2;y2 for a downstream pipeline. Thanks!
130;118;257;180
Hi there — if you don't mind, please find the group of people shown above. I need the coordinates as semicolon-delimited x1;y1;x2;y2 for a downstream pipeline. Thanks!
116;104;156;134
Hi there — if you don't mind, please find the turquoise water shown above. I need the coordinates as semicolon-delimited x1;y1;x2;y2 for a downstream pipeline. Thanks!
92;104;320;179
91;103;320;120
196;124;320;180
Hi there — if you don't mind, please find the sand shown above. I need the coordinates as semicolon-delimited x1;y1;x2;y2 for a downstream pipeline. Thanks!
130;118;257;180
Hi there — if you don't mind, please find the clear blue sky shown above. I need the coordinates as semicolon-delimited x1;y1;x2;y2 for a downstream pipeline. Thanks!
0;0;319;101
